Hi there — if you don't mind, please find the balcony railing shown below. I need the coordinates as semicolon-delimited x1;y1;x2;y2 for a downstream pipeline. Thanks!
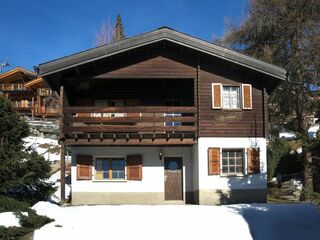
0;84;26;91
62;106;197;145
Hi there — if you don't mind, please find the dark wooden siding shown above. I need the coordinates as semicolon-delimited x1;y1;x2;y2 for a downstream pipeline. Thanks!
63;42;266;138
198;62;265;138
96;55;196;79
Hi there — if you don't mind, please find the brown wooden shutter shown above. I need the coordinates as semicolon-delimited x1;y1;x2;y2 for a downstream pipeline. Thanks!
127;154;142;180
212;83;222;109
242;84;252;109
208;148;220;175
247;148;260;174
77;155;93;180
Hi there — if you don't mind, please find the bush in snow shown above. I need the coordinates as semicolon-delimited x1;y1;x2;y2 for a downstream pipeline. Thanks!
0;196;29;213
0;96;55;205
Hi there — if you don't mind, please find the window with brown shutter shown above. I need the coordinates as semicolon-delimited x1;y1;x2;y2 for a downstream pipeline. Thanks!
242;84;252;109
77;155;93;180
212;83;222;109
247;148;260;174
208;148;220;175
127;154;142;180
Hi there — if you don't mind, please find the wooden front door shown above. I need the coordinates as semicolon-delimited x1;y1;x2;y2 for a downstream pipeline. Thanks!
164;157;183;201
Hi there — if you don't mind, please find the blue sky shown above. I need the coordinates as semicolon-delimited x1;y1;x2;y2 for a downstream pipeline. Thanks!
0;0;248;72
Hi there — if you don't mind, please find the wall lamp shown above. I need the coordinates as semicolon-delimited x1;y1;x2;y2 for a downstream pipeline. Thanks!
159;149;163;160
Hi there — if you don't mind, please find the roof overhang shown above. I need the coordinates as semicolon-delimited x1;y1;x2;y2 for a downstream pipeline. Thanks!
39;27;286;81
24;77;48;90
0;67;35;83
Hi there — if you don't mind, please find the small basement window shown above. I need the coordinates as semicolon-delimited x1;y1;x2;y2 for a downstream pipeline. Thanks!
95;158;125;180
221;149;244;175
222;86;240;109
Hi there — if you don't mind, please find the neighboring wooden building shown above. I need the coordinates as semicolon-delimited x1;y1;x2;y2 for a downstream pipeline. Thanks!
39;27;286;205
0;67;59;118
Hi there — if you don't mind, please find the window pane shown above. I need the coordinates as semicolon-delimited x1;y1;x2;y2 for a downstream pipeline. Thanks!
229;158;235;165
111;159;125;179
222;166;228;173
96;160;103;171
119;171;125;179
236;159;243;165
222;159;228;165
222;86;240;109
236;151;243;157
222;150;244;175
236;166;243;173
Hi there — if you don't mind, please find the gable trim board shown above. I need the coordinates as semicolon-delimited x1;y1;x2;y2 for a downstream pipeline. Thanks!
38;27;286;81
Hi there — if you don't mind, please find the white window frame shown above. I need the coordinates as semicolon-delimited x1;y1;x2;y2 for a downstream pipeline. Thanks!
220;148;245;176
222;86;241;109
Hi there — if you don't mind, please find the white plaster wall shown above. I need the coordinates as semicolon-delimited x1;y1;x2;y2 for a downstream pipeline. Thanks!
71;147;193;194
197;137;267;190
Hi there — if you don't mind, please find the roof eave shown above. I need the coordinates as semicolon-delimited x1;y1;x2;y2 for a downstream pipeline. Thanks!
39;28;286;81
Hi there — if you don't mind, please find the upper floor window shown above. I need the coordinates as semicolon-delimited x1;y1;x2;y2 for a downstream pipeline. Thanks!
222;86;240;109
212;83;252;110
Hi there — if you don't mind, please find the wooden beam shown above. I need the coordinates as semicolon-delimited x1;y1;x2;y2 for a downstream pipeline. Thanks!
64;116;196;123
59;86;66;204
65;138;196;146
63;106;196;114
63;125;196;133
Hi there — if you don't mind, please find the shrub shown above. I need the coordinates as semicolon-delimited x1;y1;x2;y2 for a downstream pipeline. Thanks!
0;196;29;213
0;226;29;240
19;209;53;229
0;209;54;239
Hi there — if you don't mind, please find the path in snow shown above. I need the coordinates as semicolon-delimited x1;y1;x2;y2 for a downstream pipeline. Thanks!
32;202;320;240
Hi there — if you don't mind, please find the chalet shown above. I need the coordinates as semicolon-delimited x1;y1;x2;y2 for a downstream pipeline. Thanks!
38;27;286;205
0;67;59;118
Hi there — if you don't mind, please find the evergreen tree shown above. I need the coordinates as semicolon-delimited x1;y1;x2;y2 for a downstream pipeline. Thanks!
0;96;54;204
219;0;320;197
113;15;125;41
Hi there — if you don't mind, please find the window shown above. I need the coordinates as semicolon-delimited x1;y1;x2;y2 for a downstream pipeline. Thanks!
221;150;244;175
212;83;252;110
222;86;240;109
95;158;125;180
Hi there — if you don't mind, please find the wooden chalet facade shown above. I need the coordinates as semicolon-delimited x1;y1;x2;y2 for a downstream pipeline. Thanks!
39;27;286;205
0;67;59;118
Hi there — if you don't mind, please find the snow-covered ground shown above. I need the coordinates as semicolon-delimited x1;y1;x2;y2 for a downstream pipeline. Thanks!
23;136;71;163
0;212;21;227
48;171;71;204
31;202;320;240
24;136;61;162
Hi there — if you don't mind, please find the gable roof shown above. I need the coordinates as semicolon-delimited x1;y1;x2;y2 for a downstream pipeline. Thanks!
39;27;286;80
0;67;35;83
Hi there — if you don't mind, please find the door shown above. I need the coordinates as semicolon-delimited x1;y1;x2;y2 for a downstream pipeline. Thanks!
164;157;183;200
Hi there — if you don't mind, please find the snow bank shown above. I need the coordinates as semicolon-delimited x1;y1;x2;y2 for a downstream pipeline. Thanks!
0;212;20;227
32;203;320;240
32;204;252;240
48;171;71;204
228;204;320;240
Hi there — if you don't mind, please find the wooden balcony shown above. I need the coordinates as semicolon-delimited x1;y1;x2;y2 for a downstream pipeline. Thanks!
62;106;197;145
0;84;26;91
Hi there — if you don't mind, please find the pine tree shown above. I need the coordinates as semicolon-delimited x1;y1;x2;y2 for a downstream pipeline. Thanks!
219;0;320;197
0;96;54;204
113;15;125;41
